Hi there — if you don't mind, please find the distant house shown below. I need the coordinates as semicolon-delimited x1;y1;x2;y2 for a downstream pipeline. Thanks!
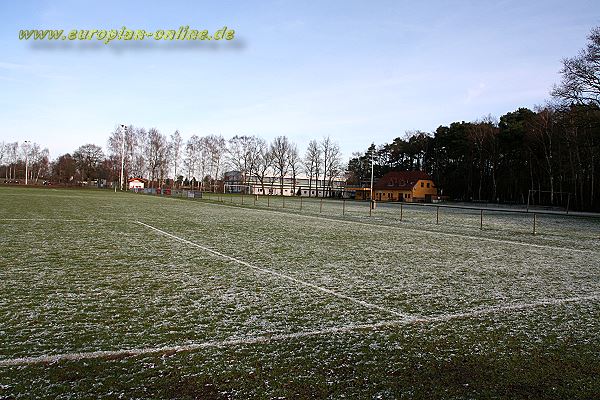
373;171;437;202
223;171;244;193
128;178;148;190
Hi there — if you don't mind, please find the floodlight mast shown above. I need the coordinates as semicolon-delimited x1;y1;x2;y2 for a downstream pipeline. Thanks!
24;140;30;185
120;124;126;191
370;151;374;209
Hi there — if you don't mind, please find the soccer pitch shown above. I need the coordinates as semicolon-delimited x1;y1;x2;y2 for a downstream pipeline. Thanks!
1;187;599;398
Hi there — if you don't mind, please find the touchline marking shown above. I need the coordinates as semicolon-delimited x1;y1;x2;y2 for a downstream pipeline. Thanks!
195;200;600;255
1;294;596;367
135;220;409;319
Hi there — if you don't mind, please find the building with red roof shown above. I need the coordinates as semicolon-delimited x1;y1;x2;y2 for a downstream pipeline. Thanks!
373;171;437;202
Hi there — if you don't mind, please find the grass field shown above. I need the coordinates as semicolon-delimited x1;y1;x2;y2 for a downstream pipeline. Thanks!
1;187;599;399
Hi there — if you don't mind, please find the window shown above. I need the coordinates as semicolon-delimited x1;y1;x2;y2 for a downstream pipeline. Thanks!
427;182;430;188
421;182;424;187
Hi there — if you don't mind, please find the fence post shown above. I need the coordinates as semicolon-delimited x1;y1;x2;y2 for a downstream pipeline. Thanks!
343;199;346;216
300;196;303;210
436;206;439;225
400;203;403;221
320;198;323;213
283;196;285;208
480;209;483;230
267;196;270;207
533;213;536;235
241;194;244;205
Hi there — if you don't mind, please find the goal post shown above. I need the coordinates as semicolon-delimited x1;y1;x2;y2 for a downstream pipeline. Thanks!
224;183;253;194
526;190;572;213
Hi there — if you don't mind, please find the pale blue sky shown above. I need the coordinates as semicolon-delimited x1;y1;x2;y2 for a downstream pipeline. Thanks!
1;0;598;160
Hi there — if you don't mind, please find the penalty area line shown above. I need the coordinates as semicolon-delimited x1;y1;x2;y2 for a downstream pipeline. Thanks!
0;294;596;367
135;220;410;319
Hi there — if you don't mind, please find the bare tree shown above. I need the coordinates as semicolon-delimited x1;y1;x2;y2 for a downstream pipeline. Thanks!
107;124;138;184
124;125;138;177
325;141;343;197
184;135;199;182
33;147;50;182
131;127;147;179
204;135;226;191
184;135;213;190
227;135;259;192
552;26;600;107
252;138;274;195
303;140;321;197
320;137;332;197
169;130;183;181
0;142;5;180
16;141;32;181
319;137;344;197
198;137;211;191
24;142;45;183
270;136;291;195
145;128;168;187
288;143;301;195
6;142;18;180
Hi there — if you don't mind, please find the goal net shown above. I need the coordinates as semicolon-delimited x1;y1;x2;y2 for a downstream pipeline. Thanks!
224;184;253;194
527;190;572;212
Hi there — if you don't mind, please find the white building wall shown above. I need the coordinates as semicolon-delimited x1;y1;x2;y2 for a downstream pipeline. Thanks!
224;171;345;196
129;180;145;189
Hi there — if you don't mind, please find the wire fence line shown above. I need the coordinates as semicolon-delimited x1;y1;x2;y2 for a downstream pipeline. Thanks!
133;189;600;243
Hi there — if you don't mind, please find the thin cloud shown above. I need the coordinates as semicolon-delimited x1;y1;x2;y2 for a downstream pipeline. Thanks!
466;82;487;103
0;61;29;70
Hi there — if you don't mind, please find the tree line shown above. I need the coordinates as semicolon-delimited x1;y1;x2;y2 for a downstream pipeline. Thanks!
347;26;600;211
1;126;344;199
0;141;50;183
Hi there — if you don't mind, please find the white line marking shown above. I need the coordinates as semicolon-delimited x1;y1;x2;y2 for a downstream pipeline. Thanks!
135;220;408;319
1;294;596;367
426;294;600;323
196;200;600;254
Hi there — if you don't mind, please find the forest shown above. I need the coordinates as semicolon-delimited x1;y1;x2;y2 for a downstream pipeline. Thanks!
347;27;600;211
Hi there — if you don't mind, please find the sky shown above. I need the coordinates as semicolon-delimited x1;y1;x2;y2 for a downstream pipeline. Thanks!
1;0;599;161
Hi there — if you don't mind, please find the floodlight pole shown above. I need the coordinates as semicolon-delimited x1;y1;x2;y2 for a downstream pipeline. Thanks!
24;140;30;185
370;151;375;209
120;124;126;191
